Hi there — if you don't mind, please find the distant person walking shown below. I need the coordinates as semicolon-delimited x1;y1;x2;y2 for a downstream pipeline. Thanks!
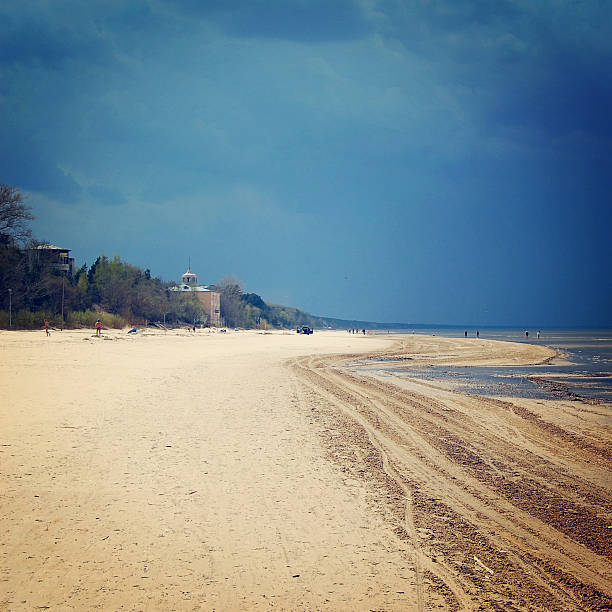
476;330;479;338
44;320;50;336
537;330;541;340
95;319;103;337
525;330;529;338
465;331;467;337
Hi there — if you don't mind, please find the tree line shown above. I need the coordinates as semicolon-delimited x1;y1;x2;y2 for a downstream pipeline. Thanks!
211;278;322;330
0;249;209;329
0;184;204;329
0;183;327;330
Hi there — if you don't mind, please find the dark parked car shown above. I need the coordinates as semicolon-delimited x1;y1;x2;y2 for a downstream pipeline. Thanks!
297;326;313;335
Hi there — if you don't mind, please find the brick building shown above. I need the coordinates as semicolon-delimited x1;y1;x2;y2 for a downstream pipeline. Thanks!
169;268;221;327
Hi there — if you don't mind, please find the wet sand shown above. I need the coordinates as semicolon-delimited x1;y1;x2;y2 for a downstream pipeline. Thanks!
0;329;610;610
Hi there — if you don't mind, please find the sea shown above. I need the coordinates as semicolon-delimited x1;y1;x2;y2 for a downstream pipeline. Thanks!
365;328;612;403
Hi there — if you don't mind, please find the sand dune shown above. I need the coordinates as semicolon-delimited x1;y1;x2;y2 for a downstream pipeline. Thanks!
1;329;610;610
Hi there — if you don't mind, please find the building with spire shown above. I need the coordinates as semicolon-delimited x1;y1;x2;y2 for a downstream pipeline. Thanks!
169;267;221;326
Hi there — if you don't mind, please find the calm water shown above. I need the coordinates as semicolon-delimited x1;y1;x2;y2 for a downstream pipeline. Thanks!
365;329;612;403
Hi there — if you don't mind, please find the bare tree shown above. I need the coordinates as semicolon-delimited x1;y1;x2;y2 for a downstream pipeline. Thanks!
216;275;243;291
0;184;34;246
215;275;244;327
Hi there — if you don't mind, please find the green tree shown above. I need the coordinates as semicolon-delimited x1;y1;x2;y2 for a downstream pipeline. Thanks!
70;265;91;311
86;254;171;322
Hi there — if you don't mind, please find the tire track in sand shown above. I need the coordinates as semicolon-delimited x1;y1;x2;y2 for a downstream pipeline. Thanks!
289;351;612;611
291;357;474;611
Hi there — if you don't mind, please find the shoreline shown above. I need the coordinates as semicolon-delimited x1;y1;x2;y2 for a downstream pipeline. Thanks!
1;330;610;609
357;331;612;405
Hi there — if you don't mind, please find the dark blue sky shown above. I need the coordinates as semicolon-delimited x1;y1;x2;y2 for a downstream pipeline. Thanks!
2;0;611;326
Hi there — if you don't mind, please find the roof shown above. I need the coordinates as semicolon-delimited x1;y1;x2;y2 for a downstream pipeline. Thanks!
169;284;212;292
34;244;71;252
182;269;197;277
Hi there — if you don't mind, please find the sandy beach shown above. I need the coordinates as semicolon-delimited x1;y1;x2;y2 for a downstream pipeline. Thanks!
0;329;610;610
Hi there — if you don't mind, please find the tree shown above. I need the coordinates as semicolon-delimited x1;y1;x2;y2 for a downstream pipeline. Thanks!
85;254;172;322
242;293;266;309
0;184;34;246
174;293;205;324
214;276;244;327
0;243;26;310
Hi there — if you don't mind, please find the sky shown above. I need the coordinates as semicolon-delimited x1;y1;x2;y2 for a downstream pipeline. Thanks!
2;0;611;327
